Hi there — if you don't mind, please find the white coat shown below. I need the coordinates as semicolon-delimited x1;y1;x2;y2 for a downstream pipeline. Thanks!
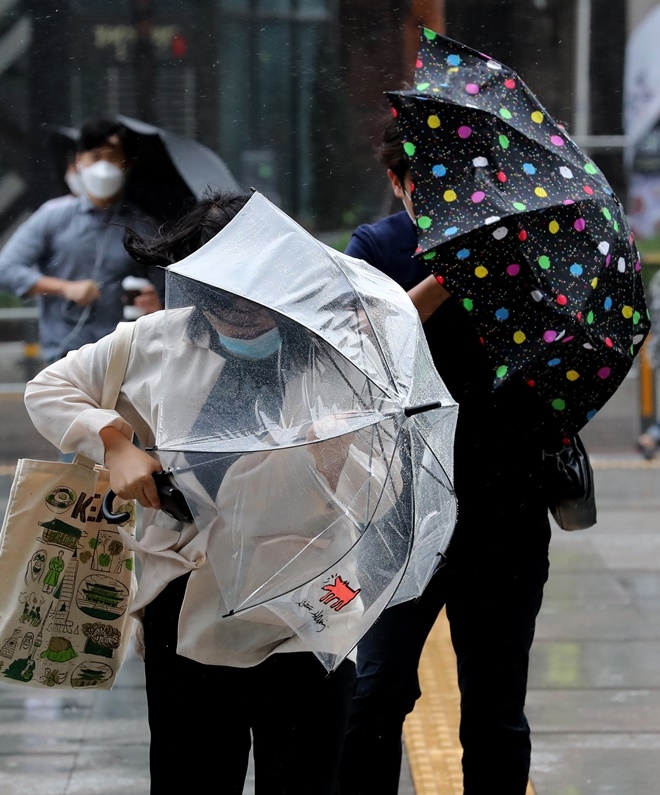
24;309;395;667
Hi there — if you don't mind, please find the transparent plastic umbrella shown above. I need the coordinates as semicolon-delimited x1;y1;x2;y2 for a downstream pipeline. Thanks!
154;192;458;671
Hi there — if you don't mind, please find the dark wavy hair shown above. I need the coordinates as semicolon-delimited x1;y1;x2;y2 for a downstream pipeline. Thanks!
124;190;253;343
124;190;252;266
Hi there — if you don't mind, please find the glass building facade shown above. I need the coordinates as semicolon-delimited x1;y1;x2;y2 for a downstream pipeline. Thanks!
0;0;627;238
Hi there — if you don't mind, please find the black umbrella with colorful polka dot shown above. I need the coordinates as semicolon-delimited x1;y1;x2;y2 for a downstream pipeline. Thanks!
387;28;651;438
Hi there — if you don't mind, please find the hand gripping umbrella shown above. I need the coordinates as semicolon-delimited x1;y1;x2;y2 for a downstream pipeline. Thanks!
387;29;651;438
153;191;458;671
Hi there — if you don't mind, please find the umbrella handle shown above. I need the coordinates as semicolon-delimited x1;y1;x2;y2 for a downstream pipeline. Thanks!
101;489;132;525
102;471;193;525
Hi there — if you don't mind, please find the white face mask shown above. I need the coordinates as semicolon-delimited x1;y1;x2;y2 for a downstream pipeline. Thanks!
79;160;125;200
64;170;84;197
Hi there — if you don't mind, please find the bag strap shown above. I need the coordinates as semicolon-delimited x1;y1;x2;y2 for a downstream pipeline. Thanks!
100;321;137;411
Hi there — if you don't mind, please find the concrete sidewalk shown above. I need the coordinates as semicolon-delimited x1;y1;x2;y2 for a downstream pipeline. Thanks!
0;459;657;794
525;458;660;795
0;358;657;793
0;644;150;795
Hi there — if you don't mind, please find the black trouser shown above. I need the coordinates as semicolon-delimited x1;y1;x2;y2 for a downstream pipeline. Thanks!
143;574;357;795
338;525;550;795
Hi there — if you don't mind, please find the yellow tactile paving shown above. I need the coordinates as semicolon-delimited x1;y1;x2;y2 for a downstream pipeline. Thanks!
402;608;536;795
400;451;658;792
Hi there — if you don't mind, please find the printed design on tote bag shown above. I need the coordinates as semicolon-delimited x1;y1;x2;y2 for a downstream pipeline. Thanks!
84;527;134;574
43;550;65;593
37;519;81;551
0;477;136;689
45;486;77;514
17;592;44;626
24;550;47;585
70;661;113;688
39;668;68;687
76;575;130;620
80;622;121;658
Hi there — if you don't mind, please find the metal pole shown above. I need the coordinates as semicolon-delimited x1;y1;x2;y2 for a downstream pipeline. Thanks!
133;0;156;123
574;0;591;138
639;338;657;433
289;0;300;216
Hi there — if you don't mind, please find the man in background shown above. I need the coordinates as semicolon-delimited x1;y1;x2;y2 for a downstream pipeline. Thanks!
0;117;162;365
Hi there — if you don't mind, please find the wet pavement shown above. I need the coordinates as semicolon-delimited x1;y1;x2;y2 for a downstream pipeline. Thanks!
525;458;660;795
0;647;150;795
0;371;658;793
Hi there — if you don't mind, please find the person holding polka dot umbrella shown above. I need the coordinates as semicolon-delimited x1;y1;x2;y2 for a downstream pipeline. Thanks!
339;28;649;795
339;108;554;795
387;27;651;440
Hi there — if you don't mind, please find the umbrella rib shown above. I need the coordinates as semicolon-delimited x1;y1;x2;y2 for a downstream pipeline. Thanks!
322;351;455;519
323;349;403;529
415;425;457;495
322;349;397;442
215;360;407;619
332;258;401;391
221;454;400;617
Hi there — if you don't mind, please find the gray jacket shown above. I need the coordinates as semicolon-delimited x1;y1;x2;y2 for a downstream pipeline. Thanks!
0;193;157;361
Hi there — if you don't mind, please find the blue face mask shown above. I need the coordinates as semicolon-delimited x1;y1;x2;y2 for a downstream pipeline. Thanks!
217;326;282;360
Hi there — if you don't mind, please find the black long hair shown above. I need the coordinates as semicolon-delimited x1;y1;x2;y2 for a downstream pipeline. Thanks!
124;190;253;343
124;190;252;266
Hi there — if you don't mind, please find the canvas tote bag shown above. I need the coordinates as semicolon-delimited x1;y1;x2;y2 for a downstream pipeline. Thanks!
0;322;138;690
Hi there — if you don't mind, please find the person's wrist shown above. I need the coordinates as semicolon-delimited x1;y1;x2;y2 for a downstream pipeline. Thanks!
100;426;132;458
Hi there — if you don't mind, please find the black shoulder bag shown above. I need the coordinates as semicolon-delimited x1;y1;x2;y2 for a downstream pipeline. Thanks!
543;433;597;531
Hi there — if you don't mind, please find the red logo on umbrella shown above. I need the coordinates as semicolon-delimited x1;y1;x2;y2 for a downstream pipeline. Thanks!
319;576;361;612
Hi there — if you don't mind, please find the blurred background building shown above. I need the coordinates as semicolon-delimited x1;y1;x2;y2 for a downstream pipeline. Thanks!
0;0;646;239
0;0;658;449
